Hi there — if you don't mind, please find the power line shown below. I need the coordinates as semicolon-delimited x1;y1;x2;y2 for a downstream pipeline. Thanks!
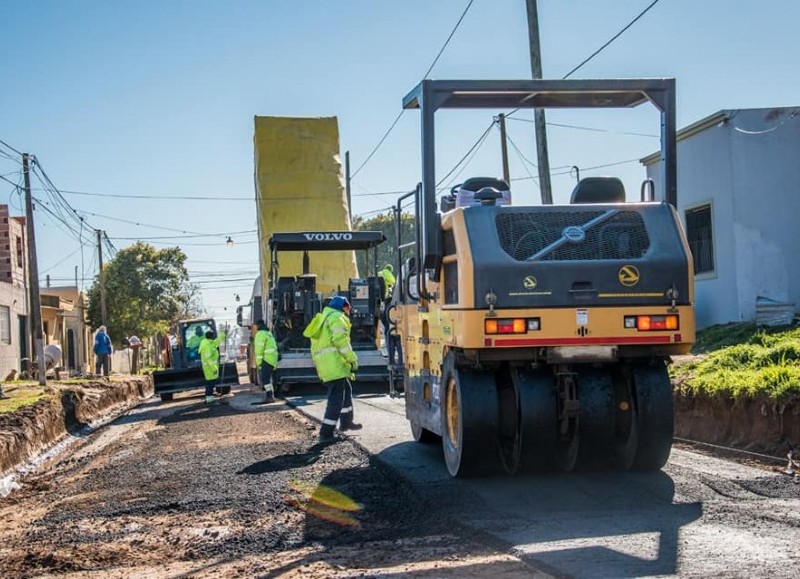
0;138;23;157
350;0;476;179
436;120;497;190
46;188;256;201
506;116;659;138
109;229;258;241
510;158;641;182
506;132;539;187
562;0;663;79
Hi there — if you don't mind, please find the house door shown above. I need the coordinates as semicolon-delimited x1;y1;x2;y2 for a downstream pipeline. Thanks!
67;329;76;372
18;315;28;372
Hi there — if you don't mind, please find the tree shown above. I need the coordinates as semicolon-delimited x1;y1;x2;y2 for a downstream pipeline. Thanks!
86;242;201;344
353;211;416;277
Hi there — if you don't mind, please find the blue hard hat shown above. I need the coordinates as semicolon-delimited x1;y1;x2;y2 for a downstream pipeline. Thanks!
329;296;350;311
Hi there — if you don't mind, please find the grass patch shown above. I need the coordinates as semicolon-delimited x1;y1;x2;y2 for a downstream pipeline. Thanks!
0;386;48;414
671;322;800;400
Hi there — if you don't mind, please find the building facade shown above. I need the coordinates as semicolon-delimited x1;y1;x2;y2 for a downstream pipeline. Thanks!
41;286;92;374
0;205;30;375
643;107;800;328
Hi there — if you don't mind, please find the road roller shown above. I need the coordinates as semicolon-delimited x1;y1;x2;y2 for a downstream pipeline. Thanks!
390;79;695;477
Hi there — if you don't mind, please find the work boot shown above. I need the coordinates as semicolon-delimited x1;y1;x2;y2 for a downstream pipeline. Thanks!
339;422;363;432
204;395;215;405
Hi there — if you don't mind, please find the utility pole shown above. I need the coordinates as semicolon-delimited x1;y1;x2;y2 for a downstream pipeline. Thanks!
497;114;511;185
23;154;46;386
344;150;352;225
525;0;553;204
97;229;107;327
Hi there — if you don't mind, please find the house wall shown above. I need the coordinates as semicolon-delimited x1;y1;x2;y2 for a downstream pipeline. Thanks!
646;120;738;329
646;107;800;328
728;108;800;321
0;209;29;374
43;286;91;373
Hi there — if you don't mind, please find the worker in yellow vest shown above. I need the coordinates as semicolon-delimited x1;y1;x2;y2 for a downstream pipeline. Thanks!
199;329;226;404
303;296;361;444
253;319;279;402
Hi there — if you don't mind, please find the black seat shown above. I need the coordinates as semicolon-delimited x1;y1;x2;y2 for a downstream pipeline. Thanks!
570;177;626;204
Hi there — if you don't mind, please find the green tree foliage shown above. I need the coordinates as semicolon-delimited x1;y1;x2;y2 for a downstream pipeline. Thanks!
86;242;201;344
352;211;416;277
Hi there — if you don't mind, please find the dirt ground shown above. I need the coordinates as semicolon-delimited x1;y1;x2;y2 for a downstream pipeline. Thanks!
0;389;541;578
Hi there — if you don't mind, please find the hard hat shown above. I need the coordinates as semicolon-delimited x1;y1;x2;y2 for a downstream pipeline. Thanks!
329;296;351;311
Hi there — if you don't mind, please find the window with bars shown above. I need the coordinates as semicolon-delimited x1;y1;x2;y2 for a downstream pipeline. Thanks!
685;204;714;275
0;306;10;344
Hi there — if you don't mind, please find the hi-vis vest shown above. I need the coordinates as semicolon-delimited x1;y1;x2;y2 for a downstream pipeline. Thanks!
199;332;226;381
254;328;278;368
303;306;357;382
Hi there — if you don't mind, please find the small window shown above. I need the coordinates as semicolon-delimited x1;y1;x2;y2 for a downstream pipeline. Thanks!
685;204;714;275
0;306;10;344
15;236;23;268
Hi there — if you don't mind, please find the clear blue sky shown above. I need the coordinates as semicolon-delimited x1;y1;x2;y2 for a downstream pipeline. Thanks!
1;0;798;328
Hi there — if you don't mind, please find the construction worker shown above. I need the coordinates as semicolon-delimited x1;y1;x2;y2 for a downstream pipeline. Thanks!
378;263;396;300
199;329;226;404
378;264;396;356
253;319;278;402
303;295;361;444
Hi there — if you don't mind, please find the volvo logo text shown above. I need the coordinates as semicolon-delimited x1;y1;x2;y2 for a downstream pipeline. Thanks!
303;232;353;241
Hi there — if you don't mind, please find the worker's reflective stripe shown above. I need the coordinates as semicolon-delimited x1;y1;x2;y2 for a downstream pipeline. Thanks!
322;418;337;426
316;346;338;356
338;346;352;355
340;406;352;413
265;348;277;353
331;327;347;335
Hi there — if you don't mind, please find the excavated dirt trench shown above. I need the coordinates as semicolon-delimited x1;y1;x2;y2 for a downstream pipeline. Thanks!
1;376;797;482
0;377;152;477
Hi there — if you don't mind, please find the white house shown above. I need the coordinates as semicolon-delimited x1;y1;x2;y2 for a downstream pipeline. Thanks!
642;106;800;329
0;205;30;375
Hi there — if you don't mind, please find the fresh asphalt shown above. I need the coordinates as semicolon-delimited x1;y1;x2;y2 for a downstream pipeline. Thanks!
273;383;800;579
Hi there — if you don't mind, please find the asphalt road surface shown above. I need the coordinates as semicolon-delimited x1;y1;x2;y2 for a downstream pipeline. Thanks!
287;384;800;578
2;380;798;578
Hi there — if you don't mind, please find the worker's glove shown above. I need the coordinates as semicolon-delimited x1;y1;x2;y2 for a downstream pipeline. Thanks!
349;373;356;381
350;361;358;372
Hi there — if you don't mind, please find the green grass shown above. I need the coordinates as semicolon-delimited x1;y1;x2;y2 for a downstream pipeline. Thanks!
0;386;48;414
671;322;800;400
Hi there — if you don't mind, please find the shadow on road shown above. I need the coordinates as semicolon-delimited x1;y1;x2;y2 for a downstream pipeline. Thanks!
237;449;323;474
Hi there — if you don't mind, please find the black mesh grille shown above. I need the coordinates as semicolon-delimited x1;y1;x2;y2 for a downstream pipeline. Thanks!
496;210;650;261
444;262;458;304
442;229;456;256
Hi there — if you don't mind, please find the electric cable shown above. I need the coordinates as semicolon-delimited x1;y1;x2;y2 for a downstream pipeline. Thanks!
350;0;476;180
562;0;663;79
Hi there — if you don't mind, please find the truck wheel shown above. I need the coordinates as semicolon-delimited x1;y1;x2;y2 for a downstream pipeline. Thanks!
159;393;174;402
441;352;499;477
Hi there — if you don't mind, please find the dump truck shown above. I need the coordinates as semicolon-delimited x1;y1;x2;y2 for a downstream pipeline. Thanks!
392;78;695;477
265;230;392;391
153;318;239;402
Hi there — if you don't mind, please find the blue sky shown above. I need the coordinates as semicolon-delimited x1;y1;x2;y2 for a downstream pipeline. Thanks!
1;0;798;328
